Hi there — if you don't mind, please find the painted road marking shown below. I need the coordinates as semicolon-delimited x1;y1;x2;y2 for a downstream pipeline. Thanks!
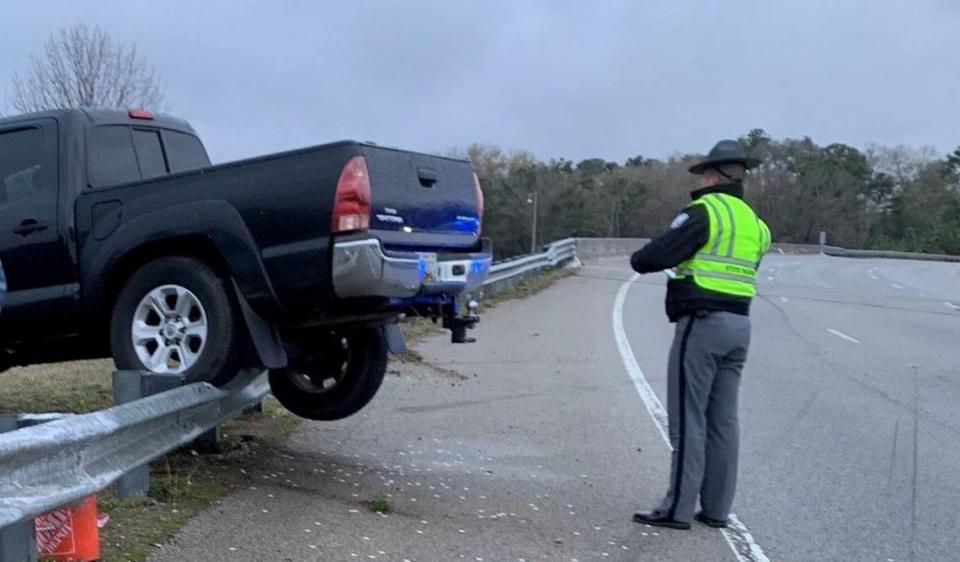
614;275;769;562
614;274;670;445
870;275;879;280
779;297;789;303
827;328;861;344
945;301;960;311
891;284;905;290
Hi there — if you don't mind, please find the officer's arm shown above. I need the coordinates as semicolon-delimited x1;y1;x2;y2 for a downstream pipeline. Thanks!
630;206;709;274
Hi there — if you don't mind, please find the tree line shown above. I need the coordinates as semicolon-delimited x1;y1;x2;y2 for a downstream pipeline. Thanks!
9;25;959;260
458;130;960;259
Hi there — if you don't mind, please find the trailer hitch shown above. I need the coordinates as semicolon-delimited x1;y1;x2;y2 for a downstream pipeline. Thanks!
444;299;480;344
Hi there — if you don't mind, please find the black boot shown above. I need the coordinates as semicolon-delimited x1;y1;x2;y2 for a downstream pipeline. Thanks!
695;511;728;528
632;510;691;530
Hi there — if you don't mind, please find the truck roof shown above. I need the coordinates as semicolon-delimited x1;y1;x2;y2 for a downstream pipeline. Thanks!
0;107;197;135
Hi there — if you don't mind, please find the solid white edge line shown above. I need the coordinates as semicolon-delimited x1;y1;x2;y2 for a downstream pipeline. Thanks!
613;274;671;446
613;274;770;562
827;328;860;344
944;301;960;311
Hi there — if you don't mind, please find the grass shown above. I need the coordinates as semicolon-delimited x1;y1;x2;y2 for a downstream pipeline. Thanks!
364;495;392;514
0;362;300;562
0;359;115;413
96;399;299;561
481;265;576;309
400;316;445;343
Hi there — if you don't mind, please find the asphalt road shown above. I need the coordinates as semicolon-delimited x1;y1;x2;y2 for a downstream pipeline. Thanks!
152;254;960;562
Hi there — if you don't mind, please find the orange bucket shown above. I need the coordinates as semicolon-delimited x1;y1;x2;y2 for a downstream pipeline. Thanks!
35;496;101;561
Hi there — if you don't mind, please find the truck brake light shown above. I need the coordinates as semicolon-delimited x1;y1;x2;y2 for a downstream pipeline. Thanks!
332;156;372;233
474;172;484;235
128;109;155;120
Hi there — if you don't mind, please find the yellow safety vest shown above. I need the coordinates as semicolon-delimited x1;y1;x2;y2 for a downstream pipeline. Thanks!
675;193;771;298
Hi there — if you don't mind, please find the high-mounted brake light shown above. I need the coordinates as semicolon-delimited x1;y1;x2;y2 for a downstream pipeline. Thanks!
128;109;155;120
332;156;372;233
473;172;484;235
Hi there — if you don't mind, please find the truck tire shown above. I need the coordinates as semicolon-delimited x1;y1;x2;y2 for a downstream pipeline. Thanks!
110;256;246;386
268;328;387;420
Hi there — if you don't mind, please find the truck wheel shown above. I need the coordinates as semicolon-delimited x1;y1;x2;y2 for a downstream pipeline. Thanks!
110;256;246;386
268;328;387;420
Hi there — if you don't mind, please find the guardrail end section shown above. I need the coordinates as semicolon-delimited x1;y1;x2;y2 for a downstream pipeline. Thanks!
0;521;38;562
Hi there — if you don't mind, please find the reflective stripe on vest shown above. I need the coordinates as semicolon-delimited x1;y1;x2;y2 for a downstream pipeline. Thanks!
674;192;771;298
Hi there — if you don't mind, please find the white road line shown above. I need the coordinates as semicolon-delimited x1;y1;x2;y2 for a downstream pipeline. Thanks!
827;328;860;344
779;297;789;303
891;284;904;290
766;276;774;282
945;301;960;311
613;275;670;446
613;275;770;562
869;275;879;280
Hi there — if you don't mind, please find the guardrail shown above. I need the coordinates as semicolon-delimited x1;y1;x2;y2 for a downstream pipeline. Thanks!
479;238;577;297
820;245;960;263
0;370;268;558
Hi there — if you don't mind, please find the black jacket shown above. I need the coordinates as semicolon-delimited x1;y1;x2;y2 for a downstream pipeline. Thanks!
631;182;754;322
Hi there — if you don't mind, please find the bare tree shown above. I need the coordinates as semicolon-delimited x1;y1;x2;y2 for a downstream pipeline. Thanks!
9;24;164;113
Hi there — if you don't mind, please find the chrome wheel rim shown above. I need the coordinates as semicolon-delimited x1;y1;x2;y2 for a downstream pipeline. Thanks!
131;284;208;374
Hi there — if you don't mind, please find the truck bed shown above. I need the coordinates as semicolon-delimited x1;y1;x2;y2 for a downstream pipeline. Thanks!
75;140;484;317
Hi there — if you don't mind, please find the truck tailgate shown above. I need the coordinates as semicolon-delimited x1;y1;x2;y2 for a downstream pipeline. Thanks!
359;145;480;250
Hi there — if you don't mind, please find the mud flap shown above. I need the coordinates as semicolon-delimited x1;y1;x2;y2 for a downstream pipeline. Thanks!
231;280;287;369
383;323;407;354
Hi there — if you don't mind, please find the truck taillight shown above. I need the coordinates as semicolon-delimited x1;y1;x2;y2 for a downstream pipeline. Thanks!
332;156;372;233
474;172;484;235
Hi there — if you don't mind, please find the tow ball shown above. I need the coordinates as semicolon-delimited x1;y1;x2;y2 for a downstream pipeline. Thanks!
444;299;480;344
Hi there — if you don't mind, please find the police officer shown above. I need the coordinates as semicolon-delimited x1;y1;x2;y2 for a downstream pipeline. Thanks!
631;140;770;530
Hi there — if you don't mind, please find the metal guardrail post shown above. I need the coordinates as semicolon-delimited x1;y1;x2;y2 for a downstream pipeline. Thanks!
0;417;44;562
112;371;222;499
0;523;37;562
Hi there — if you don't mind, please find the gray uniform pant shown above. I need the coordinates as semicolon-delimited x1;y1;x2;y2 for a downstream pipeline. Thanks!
656;311;751;523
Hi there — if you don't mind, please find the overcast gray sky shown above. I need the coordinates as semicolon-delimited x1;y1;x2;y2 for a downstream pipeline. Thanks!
2;0;958;164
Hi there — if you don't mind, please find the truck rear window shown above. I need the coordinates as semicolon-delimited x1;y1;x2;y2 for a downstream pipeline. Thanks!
88;126;210;188
89;126;140;187
163;130;210;172
132;129;167;179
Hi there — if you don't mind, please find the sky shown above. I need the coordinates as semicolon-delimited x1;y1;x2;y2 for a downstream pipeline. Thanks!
1;0;958;164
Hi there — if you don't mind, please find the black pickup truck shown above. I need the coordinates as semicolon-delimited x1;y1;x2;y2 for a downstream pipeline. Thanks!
0;108;491;419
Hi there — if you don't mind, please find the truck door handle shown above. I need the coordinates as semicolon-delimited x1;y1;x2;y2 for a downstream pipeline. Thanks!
13;219;49;236
417;168;438;188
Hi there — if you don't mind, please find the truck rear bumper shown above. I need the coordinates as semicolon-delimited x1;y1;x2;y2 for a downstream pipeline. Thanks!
332;237;491;299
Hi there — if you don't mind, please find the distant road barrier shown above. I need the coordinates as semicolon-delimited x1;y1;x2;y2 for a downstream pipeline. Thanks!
819;245;960;263
479;238;577;297
541;238;959;264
